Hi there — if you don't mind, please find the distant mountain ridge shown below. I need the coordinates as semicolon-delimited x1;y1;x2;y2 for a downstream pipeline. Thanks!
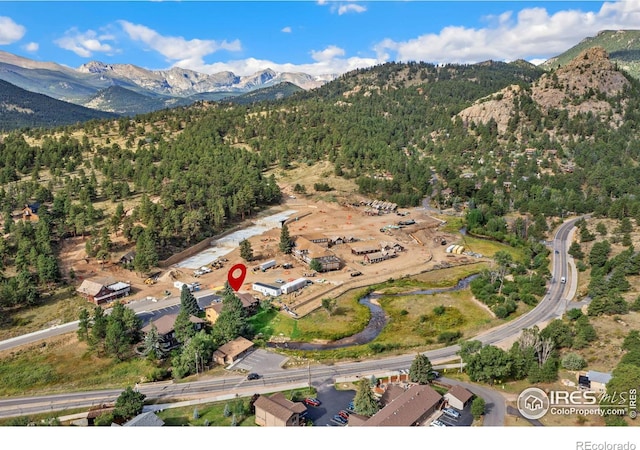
0;50;336;115
0;79;115;131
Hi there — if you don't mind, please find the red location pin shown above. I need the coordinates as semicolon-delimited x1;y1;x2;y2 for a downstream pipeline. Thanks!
227;263;247;292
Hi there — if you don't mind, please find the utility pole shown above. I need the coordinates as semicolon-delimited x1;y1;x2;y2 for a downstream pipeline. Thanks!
195;351;198;375
307;361;311;388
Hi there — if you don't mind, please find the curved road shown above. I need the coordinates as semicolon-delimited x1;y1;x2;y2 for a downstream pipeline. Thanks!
0;217;583;421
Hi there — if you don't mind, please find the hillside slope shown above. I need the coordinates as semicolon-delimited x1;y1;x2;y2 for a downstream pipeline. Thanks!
0;79;116;131
542;29;640;80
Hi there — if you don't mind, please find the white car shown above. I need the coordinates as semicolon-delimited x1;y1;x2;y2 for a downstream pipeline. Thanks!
430;420;446;427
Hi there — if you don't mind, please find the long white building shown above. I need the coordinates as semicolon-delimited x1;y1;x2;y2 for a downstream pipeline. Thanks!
252;282;281;297
280;277;309;295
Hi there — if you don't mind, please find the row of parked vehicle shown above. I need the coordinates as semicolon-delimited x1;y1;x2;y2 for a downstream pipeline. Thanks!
430;407;461;427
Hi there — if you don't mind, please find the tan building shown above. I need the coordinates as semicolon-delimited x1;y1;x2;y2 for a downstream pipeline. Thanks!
204;292;259;325
293;236;342;272
212;336;254;365
444;385;474;410
254;393;307;427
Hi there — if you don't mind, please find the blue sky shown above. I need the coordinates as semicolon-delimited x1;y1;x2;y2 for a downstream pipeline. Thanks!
1;1;640;76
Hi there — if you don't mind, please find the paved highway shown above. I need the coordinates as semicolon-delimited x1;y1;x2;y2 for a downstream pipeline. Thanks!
0;217;583;421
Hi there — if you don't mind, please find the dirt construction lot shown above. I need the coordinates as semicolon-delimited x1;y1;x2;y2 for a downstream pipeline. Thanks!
60;197;481;317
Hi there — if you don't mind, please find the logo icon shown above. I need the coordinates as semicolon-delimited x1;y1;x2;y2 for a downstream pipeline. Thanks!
517;387;550;420
227;263;247;291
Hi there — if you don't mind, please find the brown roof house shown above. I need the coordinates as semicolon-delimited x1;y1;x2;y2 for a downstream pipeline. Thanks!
141;313;206;352
293;236;341;272
76;277;131;305
204;292;259;325
22;202;40;222
212;336;255;366
444;385;474;410
254;393;307;427
351;384;442;427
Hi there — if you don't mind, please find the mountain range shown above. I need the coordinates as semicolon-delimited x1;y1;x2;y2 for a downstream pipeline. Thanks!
1;29;640;127
0;50;335;116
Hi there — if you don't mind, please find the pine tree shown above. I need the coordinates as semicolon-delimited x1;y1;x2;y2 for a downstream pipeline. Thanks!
77;308;89;342
180;284;200;316
409;353;435;384
279;223;293;254
174;308;196;344
213;284;249;344
353;379;379;417
240;239;253;262
143;324;161;359
89;306;108;353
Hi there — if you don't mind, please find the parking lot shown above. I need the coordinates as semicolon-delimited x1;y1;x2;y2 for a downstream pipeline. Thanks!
304;386;356;426
430;403;474;427
230;349;289;373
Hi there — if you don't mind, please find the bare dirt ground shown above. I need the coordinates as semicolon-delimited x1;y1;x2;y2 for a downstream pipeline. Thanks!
56;191;481;316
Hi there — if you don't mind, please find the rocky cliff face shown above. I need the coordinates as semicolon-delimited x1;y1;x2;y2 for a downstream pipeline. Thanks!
457;47;630;136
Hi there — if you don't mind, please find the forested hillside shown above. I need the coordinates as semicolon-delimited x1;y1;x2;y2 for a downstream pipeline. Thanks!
0;80;116;131
3;49;640;313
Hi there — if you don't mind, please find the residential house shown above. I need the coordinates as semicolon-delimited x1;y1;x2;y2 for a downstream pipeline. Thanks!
22;202;40;222
584;371;612;393
212;336;255;365
119;251;136;266
444;385;474;410
121;411;164;427
141;313;206;352
351;384;442;427
254;393;307;427
76;277;131;305
204;292;259;325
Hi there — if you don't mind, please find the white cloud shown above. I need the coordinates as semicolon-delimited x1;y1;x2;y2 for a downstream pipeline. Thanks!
191;45;378;77
119;20;241;69
281;26;292;33
374;0;640;65
55;28;115;58
337;3;367;15
24;42;39;52
311;45;345;62
0;16;26;45
318;1;367;15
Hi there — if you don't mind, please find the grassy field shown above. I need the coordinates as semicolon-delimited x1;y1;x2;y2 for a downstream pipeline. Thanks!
0;334;157;397
374;289;498;347
0;287;88;341
251;289;371;342
156;386;316;426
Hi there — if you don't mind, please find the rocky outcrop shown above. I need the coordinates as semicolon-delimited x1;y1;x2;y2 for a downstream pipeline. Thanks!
457;47;630;136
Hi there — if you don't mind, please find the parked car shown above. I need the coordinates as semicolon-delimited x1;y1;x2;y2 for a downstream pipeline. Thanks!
333;415;347;425
303;397;321;407
275;279;285;284
430;419;446;427
442;408;461;419
347;401;355;411
338;410;350;420
350;271;362;277
246;373;260;380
